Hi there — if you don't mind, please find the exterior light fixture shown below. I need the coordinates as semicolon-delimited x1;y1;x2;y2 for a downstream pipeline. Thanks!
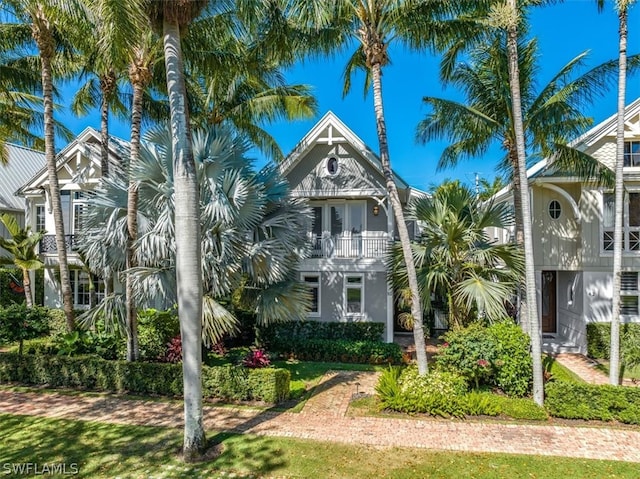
372;204;380;216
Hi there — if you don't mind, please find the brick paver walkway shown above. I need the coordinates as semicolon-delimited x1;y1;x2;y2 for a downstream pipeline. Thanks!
3;371;640;463
554;353;639;387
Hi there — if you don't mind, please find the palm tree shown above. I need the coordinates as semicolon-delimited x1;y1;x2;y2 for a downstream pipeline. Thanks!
3;0;90;332
597;0;637;385
0;214;45;308
390;181;523;329
291;0;487;375
78;125;311;339
417;34;619;249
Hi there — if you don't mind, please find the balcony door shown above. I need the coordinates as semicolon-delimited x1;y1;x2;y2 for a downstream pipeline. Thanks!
311;202;365;257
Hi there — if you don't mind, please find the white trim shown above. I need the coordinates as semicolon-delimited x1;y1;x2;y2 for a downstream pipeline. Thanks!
297;259;386;272
344;273;364;318
301;272;321;318
541;184;580;220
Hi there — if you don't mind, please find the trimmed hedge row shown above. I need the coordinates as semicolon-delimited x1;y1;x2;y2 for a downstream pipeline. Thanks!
545;380;640;424
586;322;640;360
0;353;289;404
258;320;384;344
270;338;403;364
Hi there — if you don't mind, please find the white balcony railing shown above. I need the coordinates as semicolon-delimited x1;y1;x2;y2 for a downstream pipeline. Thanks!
309;235;389;259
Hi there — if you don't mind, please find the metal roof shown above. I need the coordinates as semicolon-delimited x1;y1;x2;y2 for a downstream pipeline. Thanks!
0;143;45;212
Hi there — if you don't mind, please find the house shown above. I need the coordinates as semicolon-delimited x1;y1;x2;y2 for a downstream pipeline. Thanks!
16;127;129;309
14;115;422;341
493;97;640;354
280;112;423;342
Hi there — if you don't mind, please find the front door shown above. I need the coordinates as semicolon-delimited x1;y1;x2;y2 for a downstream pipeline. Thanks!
541;271;557;334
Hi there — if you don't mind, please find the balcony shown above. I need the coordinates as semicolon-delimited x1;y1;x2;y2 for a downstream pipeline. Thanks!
39;234;77;254
309;235;389;259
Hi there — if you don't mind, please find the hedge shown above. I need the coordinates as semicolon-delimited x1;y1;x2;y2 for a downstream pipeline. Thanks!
545;380;640;424
586;323;640;359
269;338;403;364
0;353;290;404
258;320;384;344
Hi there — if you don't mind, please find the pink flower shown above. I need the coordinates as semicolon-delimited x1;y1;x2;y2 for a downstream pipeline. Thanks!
477;359;489;367
442;342;449;348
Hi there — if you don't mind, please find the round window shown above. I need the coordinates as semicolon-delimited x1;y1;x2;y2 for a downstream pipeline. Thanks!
326;157;339;175
548;200;561;220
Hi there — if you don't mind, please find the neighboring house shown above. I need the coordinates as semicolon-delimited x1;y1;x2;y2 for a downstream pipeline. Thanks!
0;143;45;243
16;127;129;309
280;112;423;342
493;97;640;354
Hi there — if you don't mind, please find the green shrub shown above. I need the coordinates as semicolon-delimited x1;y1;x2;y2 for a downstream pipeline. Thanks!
436;323;497;389
436;321;532;396
586;323;640;367
488;321;532;397
258;320;384;345
269;338;402;364
0;304;50;352
47;309;69;340
491;395;548;420
0;269;25;307
0;353;289;404
137;309;180;361
545;381;640;424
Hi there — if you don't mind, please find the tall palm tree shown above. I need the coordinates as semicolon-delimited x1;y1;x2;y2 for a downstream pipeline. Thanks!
147;0;210;460
389;181;523;328
597;0;637;385
417;34;619;249
78;125;311;341
0;214;45;308
3;0;89;332
292;0;488;375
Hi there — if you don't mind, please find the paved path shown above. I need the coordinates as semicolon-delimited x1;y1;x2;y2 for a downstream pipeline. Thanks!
3;370;640;463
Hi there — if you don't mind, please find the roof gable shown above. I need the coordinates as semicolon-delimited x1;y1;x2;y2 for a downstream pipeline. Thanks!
18;127;129;195
280;111;410;190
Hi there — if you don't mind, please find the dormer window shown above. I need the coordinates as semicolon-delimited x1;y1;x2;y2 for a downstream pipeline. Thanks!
624;141;640;167
326;157;339;175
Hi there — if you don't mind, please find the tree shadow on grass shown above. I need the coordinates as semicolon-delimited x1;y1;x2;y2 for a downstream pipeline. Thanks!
1;413;288;478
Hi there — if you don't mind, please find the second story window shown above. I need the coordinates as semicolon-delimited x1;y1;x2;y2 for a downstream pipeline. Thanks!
35;205;45;232
602;192;640;252
624;141;640;168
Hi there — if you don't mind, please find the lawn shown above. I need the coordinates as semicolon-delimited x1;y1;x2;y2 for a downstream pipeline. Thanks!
2;413;638;478
593;359;640;381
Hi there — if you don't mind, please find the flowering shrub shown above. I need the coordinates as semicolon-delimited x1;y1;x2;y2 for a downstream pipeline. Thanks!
162;335;182;363
435;321;532;396
243;348;271;368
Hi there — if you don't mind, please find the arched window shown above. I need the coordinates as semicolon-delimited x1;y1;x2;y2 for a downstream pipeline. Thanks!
326;157;339;175
548;200;561;220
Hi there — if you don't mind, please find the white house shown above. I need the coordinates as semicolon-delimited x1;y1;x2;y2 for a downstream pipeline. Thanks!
16;127;129;309
493;97;640;353
14;115;423;341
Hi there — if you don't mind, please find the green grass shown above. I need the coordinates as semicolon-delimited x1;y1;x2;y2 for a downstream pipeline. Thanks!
1;413;638;478
543;355;585;383
594;360;640;381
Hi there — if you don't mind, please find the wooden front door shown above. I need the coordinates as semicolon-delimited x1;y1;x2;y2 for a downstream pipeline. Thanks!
541;271;557;333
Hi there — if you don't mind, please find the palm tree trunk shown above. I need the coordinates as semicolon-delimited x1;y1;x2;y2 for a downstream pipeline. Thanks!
163;18;205;461
125;69;145;362
510;150;527;333
22;268;33;309
610;4;628;386
99;74;112;178
505;1;543;405
32;14;75;331
370;62;428;375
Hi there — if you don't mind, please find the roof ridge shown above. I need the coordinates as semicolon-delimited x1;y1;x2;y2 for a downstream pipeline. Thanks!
4;142;45;155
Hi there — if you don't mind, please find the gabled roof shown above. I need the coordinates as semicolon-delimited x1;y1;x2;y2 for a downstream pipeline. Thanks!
492;97;640;202
17;127;130;196
0;143;45;212
279;111;411;190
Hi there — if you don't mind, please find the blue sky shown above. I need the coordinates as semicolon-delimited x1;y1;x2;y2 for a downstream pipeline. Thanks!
63;1;640;192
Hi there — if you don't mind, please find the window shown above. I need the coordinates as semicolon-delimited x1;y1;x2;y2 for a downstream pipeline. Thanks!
624;141;640;168
303;274;320;316
35;206;46;232
344;275;363;316
69;270;105;308
548;200;562;220
602;192;640;252
621;272;639;316
326;157;339;175
73;204;86;232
